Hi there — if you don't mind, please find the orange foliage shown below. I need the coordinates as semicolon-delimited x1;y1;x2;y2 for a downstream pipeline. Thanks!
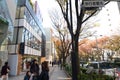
79;36;109;55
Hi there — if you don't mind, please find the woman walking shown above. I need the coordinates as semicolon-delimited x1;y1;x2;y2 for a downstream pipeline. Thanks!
39;61;49;80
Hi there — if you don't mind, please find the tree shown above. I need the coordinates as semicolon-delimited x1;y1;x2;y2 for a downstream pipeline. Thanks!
79;39;92;61
55;0;93;80
49;9;71;66
79;36;111;61
105;35;120;60
56;0;110;80
49;8;96;67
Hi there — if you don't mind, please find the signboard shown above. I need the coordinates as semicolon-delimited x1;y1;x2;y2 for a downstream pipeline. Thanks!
83;0;105;8
104;0;120;1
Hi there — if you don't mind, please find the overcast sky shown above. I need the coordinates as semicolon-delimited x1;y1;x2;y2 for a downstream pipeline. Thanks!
38;0;120;37
38;0;58;28
92;2;120;36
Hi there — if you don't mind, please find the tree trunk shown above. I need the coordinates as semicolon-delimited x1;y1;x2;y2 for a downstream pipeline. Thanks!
71;36;79;80
63;54;66;66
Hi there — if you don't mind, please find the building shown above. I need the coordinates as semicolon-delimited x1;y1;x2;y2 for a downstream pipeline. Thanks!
7;0;46;75
118;2;120;14
0;0;16;73
0;0;46;76
44;28;53;63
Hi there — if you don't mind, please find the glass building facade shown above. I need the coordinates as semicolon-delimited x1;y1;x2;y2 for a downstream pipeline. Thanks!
12;0;46;56
0;0;46;75
0;0;15;69
7;0;46;75
0;0;14;49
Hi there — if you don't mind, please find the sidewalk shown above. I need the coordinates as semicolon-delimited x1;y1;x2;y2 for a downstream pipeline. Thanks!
50;65;71;80
9;65;55;80
9;71;26;80
9;65;71;80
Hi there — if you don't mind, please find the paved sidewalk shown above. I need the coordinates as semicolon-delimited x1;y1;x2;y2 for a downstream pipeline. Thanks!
9;65;71;80
9;65;55;80
9;71;26;80
50;65;71;80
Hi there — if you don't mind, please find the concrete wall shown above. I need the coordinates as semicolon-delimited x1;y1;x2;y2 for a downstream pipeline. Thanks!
8;54;18;76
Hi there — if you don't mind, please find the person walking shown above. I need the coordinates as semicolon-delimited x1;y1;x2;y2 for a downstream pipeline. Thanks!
39;61;49;80
1;62;10;80
30;59;40;80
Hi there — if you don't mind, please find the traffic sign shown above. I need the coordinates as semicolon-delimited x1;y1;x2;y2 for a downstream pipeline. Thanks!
83;0;105;8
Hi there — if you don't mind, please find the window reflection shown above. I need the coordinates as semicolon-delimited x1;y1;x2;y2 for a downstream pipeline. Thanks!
22;28;41;50
24;7;41;37
16;2;43;51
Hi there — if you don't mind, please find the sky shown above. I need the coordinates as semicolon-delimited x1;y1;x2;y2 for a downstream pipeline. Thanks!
91;2;120;36
37;0;120;37
38;0;58;28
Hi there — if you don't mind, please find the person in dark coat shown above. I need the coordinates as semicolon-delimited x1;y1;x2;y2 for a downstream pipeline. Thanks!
1;62;10;80
30;59;40;80
24;71;31;80
39;61;49;80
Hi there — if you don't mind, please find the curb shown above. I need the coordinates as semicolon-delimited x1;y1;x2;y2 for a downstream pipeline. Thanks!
64;69;72;80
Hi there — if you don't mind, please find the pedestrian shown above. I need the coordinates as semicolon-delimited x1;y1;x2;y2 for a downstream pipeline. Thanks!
24;71;31;80
52;61;54;67
30;59;40;80
39;61;49;80
1;62;10;80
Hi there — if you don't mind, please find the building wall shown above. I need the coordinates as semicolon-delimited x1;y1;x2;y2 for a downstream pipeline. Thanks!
118;2;120;13
12;0;43;56
8;0;46;75
0;51;8;70
44;28;53;62
0;0;16;73
6;0;16;24
0;0;46;75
